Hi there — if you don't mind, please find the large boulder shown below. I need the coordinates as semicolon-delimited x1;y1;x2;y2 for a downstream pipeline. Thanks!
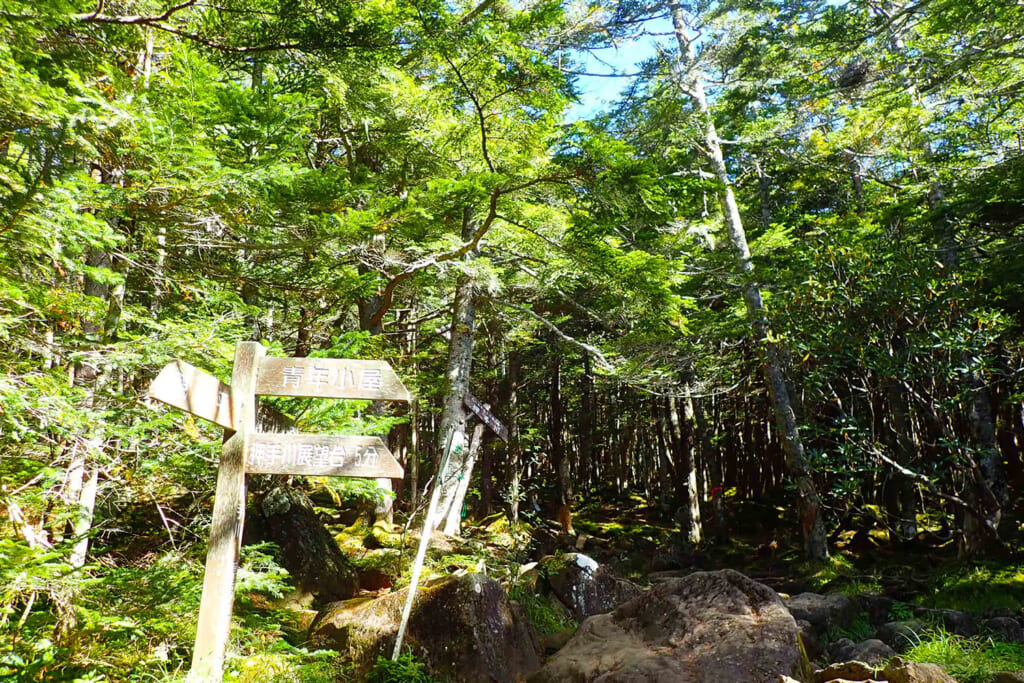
543;553;643;620
257;485;358;603
529;569;804;683
310;572;541;682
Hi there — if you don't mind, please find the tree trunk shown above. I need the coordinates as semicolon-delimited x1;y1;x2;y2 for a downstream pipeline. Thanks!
434;207;478;532
549;353;570;503
668;0;827;560
580;353;596;493
884;371;919;543
443;422;485;535
669;392;702;545
506;351;523;522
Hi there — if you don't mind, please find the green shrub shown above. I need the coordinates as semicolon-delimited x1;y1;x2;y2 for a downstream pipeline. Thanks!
906;628;1024;683
507;585;577;635
365;651;438;683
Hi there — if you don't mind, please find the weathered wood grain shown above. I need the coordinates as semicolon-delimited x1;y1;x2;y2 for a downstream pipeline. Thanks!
189;342;263;682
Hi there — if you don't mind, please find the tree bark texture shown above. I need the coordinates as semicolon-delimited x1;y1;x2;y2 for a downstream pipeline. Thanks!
434;207;478;532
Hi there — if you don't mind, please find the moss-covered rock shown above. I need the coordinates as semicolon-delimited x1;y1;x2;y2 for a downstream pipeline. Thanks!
256;485;358;604
542;553;643;620
363;521;407;550
309;573;542;682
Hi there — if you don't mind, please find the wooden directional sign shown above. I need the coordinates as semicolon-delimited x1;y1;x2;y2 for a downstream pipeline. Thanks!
245;433;403;479
146;347;412;683
149;360;295;434
256;357;410;401
149;360;233;430
464;393;508;442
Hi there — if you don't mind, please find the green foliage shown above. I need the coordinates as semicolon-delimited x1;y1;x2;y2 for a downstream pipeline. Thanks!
507;585;577;636
915;565;1024;613
365;651;438;683
824;613;874;645
235;542;292;601
906;629;1024;683
889;602;916;622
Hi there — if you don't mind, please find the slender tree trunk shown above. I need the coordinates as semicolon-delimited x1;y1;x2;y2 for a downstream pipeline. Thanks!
884;365;919;543
580;353;596;492
506;351;523;522
443;422;485;535
434;208;478;533
669;392;702;544
668;0;827;559
549;353;570;503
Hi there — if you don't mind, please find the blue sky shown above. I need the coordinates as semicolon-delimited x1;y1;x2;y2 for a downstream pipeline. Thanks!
567;15;675;119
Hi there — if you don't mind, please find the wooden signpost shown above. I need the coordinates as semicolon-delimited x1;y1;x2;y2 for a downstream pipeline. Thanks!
148;343;410;682
464;392;508;442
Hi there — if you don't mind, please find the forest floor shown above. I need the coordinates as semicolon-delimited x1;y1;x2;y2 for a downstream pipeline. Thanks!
7;491;1024;682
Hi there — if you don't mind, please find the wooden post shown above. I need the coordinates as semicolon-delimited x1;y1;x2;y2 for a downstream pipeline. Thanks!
189;342;263;681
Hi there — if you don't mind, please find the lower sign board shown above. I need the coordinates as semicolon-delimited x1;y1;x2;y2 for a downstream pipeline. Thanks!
244;432;404;479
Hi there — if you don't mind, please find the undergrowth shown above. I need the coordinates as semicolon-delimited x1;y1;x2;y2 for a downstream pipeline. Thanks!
508;585;577;635
365;651;438;683
906;629;1024;683
915;564;1024;613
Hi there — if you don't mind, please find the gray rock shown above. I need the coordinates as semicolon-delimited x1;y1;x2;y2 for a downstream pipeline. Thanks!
857;593;896;626
529;569;802;683
882;656;957;682
939;608;977;637
876;620;926;652
311;573;541;682
912;606;977;637
797;619;825;663
828;637;857;662
993;672;1024;683
813;660;878;683
785;592;858;633
543;553;642;620
846;638;896;666
985;616;1024;643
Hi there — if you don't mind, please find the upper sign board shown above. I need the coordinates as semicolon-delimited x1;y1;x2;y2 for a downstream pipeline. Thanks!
256;358;410;402
244;432;403;479
149;360;296;433
464;393;509;442
149;360;233;430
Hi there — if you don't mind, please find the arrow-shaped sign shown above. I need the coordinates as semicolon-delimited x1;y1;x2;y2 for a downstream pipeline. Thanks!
149;360;233;429
148;360;294;433
244;433;403;479
256;357;411;401
464;393;508;442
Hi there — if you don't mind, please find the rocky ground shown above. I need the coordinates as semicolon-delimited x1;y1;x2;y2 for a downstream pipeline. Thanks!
237;486;1024;682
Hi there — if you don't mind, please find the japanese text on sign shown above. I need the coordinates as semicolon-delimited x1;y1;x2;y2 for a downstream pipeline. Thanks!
248;440;379;471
